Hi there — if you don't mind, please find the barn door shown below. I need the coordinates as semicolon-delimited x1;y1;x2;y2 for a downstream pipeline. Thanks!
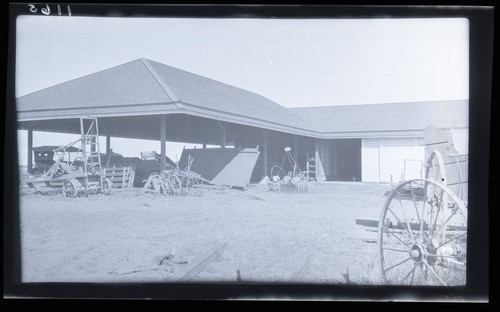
330;139;362;182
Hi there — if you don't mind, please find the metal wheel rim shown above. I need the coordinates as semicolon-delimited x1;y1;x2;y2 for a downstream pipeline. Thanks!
160;174;182;196
378;178;467;286
102;178;112;195
62;181;77;198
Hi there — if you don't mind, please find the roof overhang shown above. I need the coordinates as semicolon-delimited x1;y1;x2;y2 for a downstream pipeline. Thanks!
17;101;324;139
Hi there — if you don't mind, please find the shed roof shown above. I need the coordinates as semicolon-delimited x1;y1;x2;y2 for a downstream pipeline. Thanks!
17;58;318;137
290;100;468;138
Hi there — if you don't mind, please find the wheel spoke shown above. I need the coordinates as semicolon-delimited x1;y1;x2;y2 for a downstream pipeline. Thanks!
420;186;428;235
401;265;416;284
417;263;426;284
383;227;410;246
410;265;416;285
426;253;460;259
380;177;467;287
409;183;421;224
422;261;447;286
383;247;409;253
436;232;467;249
397;196;415;242
441;207;460;229
387;207;415;242
384;257;412;273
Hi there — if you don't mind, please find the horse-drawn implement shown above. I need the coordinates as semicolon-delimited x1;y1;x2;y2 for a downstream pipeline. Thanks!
22;118;112;198
377;128;468;286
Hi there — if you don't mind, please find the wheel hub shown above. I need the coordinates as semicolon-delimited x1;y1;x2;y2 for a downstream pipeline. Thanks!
410;244;423;262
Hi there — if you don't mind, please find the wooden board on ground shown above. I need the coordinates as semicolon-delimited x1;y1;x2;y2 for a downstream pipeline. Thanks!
174;242;229;282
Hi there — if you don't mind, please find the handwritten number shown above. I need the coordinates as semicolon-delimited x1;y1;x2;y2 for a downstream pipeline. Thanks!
28;4;37;13
28;4;71;16
41;4;50;15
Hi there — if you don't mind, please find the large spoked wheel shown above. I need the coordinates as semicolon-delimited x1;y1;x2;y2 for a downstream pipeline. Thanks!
62;180;78;198
425;150;449;251
426;150;447;185
378;178;467;286
160;174;182;196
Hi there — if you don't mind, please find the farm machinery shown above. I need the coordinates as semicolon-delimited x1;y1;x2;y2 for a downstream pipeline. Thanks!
143;154;205;196
377;128;468;286
22;118;112;198
267;147;309;193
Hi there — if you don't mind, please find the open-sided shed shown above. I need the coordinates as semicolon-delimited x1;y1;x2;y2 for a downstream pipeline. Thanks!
16;58;320;181
17;58;469;184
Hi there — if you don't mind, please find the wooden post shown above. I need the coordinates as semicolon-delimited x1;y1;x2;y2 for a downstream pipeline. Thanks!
218;121;226;149
315;138;326;182
27;128;33;173
293;135;298;164
106;135;111;156
262;129;268;178
160;114;167;171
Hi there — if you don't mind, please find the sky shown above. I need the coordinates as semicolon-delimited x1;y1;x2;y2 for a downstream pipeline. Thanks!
15;15;469;165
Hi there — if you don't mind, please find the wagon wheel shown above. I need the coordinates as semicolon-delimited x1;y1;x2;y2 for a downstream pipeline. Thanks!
102;178;112;195
160;174;182;196
425;150;448;245
62;180;78;198
183;176;203;196
378;178;467;286
426;150;447;185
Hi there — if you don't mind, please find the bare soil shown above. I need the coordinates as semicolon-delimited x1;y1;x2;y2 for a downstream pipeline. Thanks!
19;181;390;284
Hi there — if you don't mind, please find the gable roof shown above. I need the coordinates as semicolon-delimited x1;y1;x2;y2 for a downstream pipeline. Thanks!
290;100;468;138
16;58;318;136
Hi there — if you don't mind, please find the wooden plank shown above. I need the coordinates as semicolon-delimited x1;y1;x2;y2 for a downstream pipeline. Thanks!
175;242;228;282
128;170;135;188
356;218;466;231
104;166;134;189
355;218;379;228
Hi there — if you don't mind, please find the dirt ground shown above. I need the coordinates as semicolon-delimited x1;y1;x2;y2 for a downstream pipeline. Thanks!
19;181;391;284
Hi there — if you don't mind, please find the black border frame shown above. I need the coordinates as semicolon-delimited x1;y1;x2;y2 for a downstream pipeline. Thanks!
4;3;492;301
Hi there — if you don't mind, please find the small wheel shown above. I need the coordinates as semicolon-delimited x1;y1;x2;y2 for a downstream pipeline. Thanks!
147;170;160;179
70;157;83;168
31;168;44;177
102;178;112;195
183;176;203;196
62;181;78;198
160;174;182;196
378;179;467;286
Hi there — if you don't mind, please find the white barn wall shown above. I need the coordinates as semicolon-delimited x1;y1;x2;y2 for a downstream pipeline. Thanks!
362;137;426;183
361;138;380;182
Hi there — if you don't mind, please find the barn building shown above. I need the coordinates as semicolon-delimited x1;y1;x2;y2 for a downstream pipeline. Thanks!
16;58;468;184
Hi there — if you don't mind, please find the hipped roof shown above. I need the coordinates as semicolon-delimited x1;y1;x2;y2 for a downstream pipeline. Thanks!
17;58;318;137
16;59;468;140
